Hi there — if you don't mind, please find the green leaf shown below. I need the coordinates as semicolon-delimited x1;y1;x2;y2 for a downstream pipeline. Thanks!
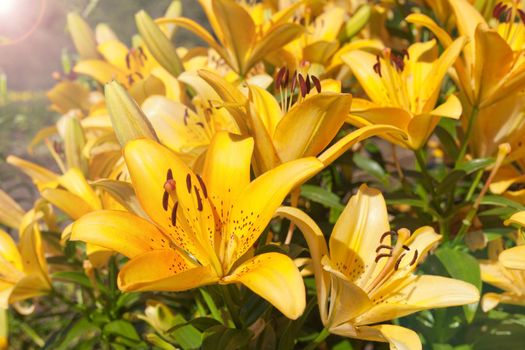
103;320;140;341
480;195;525;210
352;152;389;185
300;184;345;211
435;248;481;322
456;158;494;174
188;317;222;332
202;326;253;350
168;316;202;350
435;125;459;159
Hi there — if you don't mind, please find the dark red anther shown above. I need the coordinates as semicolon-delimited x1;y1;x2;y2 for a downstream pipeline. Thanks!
171;202;178;226
409;250;419;266
196;174;208;199
186;174;192;193
283;68;290;87
401;49;409;60
505;7;512;22
373;55;382;77
305;74;312;94
394;254;406;270
275;67;286;89
311;75;321;93
518;9;525;24
380;230;397;243
196;122;205;128
166;169;173;181
125;53;131;70
402;245;410;251
162;191;169;211
290;70;297;91
375;244;393;253
493;2;505;19
138;46;148;60
298;74;307;97
375;253;392;262
194;186;203;211
183;109;189;126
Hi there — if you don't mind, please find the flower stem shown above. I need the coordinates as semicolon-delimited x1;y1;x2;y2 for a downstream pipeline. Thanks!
304;328;330;350
456;105;479;164
221;285;242;329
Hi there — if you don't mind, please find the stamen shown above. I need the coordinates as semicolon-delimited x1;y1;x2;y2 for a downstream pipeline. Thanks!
373;55;382;77
402;245;410;251
305;74;311;94
375;253;392;262
171;202;178;226
290;70;297;91
125;52;131;70
394;254;406;270
138;46;147;61
186;174;192;193
162;191;169;211
194;186;203;211
380;230;397;243
166;169;173;181
409;250;419;266
375;244;393;253
164;179;176;193
196;174;208;199
311;75;321;93
518;9;525;24
493;2;506;18
298;74;307;97
183;109;189;126
196;122;205;128
275;67;286;89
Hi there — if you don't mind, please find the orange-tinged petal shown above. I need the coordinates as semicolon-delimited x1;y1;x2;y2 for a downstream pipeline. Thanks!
118;249;218;291
329;323;422;350
222;252;305;320
18;224;51;289
124;139;216;265
248;84;283;136
273;93;352;163
71;210;170;258
212;0;255;74
430;94;462;119
202;132;253;225
225;157;323;266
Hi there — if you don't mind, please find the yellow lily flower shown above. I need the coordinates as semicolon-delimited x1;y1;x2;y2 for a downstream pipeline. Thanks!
197;69;400;174
479;238;525;311
343;37;466;149
0;189;24;230
155;0;304;77
0;212;52;309
277;184;480;349
0;308;6;349
71;132;324;319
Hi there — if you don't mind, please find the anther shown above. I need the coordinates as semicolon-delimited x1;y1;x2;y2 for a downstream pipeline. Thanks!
162;191;169;211
166;169;173;181
402;245;410;251
305;74;312;94
290;70;298;91
409;250;419;266
518;9;525;24
375;253;392;262
311;75;321;93
275;67;287;89
196;122;205;128
125;53;131;70
171;202;178;226
186;174;192;193
373;55;382;77
194;186;203;211
394;254;405;270
196;174;208;199
298;74;307;97
183;109;189;126
493;2;506;19
380;230;397;243
375;244;393;253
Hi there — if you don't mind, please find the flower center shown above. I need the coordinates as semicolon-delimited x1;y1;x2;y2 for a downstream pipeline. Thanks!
274;65;322;112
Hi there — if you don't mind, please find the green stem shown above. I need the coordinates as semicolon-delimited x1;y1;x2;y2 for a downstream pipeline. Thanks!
200;288;222;322
414;148;436;196
304;328;330;350
456;105;479;164
465;169;484;202
222;285;242;329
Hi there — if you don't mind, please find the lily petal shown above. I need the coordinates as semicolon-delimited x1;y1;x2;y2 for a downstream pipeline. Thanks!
329;323;422;350
274;206;330;321
41;188;94;220
222;252;305;320
355;275;480;325
118;249;218;291
499;246;525;270
0;229;22;271
226;157;323;265
0;190;24;230
71;210;169;258
273;93;352;162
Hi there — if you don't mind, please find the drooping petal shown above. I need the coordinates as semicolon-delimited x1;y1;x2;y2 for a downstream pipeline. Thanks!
222;252;305;320
274;206;330;322
0;230;22;271
118;249;218;291
329;184;390;285
504;211;525;228
18;224;51;291
124;139;216;265
481;292;502;312
74;60;127;85
225;157;323;267
71;210;170;258
0;190;24;230
430;94;462;119
202;132;253;226
355;275;480;325
273;93;352;163
6;156;59;188
41;189;93;220
329;323;422;350
499;246;525;270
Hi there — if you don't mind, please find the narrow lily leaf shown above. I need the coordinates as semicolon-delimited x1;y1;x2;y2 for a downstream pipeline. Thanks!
456;158;495;174
202;325;253;350
436;170;466;195
105;81;159;148
352;152;389;185
480;195;525;210
339;5;371;41
103;320;140;341
435;248;481;322
67;13;100;59
300;185;345;212
135;10;184;77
